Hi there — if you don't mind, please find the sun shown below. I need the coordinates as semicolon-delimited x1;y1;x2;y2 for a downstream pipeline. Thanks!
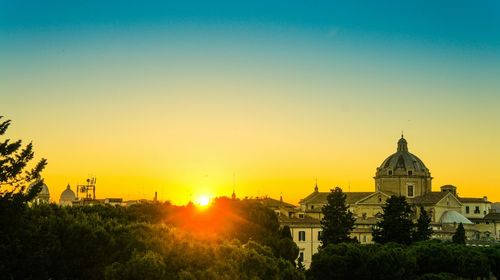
196;195;211;207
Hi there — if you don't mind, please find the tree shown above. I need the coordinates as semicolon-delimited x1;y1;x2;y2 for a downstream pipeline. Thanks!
297;257;305;273
484;246;500;279
275;225;300;265
372;195;414;245
320;187;356;247
0;116;47;205
413;206;433;242
281;225;292;239
307;243;417;280
452;223;466;245
105;251;167;280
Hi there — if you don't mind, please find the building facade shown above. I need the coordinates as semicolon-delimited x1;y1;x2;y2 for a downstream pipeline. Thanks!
276;135;499;268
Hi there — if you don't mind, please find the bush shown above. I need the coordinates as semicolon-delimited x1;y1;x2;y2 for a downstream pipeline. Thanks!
307;243;415;280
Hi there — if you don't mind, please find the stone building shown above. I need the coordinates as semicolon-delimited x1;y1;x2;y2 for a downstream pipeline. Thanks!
277;135;499;268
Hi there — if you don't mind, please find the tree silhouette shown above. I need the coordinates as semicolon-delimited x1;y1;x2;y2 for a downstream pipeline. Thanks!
320;187;356;247
452;223;466;245
0;116;47;205
413;206;433;242
372;195;413;245
281;225;292;239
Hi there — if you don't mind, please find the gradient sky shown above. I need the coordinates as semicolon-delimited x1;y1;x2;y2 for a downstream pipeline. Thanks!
1;1;500;204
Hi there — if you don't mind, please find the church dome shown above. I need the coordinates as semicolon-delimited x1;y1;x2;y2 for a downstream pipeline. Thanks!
60;184;76;202
29;181;50;203
376;135;430;177
40;183;50;196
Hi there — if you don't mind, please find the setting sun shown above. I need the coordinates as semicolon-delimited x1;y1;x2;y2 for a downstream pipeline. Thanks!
196;195;211;207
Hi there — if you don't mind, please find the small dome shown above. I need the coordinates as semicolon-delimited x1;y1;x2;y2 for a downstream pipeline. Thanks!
39;183;50;195
376;135;430;177
29;181;50;203
60;184;76;202
441;210;473;225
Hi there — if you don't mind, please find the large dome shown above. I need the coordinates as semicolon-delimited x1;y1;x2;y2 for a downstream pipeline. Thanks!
376;136;430;177
60;184;76;202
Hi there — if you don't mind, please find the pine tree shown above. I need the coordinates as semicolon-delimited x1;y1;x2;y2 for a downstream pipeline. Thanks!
413;206;433;242
0;116;47;206
452;222;466;245
281;225;293;239
320;186;356;247
372;195;414;245
297;257;306;272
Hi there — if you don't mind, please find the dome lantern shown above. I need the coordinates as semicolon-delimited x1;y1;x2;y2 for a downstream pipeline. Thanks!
397;135;408;152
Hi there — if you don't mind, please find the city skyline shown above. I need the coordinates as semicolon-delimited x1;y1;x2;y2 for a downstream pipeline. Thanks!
1;1;499;204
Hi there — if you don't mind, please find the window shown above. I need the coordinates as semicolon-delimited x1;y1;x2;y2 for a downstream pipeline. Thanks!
388;170;393;175
318;231;322;241
466;206;470;214
408;170;413;176
407;185;414;197
298;231;306;241
311;205;314;210
298;213;305;219
362;235;367;243
298;252;304;262
474;206;480;214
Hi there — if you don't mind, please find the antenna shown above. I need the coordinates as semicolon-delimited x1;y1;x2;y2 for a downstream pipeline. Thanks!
232;172;236;200
77;176;96;200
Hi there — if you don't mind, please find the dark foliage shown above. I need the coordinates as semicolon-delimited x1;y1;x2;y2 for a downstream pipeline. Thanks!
308;241;497;280
307;243;416;280
320;187;356;247
452;223;466;245
0;116;47;205
484;245;500;278
413;206;433;242
0;200;304;279
410;240;489;279
372;195;414;245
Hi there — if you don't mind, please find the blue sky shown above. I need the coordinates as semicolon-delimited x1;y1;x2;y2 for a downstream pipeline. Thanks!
2;1;499;46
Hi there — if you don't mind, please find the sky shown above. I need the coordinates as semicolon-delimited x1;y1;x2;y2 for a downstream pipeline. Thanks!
1;1;500;204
